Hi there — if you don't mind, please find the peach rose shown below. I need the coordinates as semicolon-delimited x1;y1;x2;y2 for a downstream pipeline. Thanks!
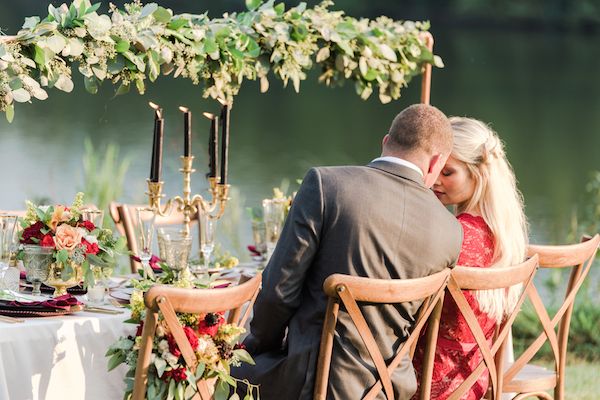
54;224;84;254
49;206;72;231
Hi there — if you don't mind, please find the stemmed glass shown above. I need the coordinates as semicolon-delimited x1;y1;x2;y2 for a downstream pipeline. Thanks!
135;207;156;279
0;214;18;286
200;214;216;273
163;233;192;281
80;208;104;227
22;245;53;296
263;199;285;261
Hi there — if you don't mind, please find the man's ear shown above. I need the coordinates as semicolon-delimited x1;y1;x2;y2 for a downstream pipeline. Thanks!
423;153;444;187
428;153;442;174
382;134;390;147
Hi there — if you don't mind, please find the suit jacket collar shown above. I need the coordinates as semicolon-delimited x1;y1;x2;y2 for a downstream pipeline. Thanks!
367;160;425;186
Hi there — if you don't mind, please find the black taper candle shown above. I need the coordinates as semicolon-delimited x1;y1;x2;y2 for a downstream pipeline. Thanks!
180;106;192;157
203;112;218;178
149;102;162;182
154;117;164;182
219;101;230;184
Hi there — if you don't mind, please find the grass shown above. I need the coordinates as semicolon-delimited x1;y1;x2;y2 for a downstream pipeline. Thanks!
553;360;600;400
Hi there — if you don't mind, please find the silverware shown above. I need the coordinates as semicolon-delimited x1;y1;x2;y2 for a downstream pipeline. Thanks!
0;314;24;323
83;306;124;314
107;298;126;308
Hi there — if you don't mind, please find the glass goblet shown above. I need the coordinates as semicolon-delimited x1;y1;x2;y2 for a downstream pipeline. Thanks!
0;214;18;278
80;208;104;228
135;207;156;279
199;215;216;273
22;245;53;296
163;234;192;281
251;220;267;261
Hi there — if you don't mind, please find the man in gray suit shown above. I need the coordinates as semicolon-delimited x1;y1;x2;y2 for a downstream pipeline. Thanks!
235;104;463;399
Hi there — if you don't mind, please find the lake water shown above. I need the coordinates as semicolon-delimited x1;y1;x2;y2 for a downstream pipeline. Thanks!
1;25;599;277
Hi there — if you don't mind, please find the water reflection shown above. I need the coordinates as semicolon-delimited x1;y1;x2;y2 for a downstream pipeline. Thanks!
1;29;599;251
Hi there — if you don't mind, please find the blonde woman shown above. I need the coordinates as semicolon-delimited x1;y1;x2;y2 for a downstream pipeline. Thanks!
412;117;528;399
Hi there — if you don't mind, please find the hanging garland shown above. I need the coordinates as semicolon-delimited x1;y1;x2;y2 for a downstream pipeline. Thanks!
0;0;443;122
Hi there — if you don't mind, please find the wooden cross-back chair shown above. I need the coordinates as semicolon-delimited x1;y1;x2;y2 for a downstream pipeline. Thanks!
109;202;201;272
500;234;600;400
132;272;262;400
444;255;539;400
313;268;451;400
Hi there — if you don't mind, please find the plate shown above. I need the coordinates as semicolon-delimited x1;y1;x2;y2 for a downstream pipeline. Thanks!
110;288;134;303
0;304;83;318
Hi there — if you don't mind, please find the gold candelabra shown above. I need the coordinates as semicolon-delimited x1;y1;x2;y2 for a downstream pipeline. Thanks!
146;156;230;237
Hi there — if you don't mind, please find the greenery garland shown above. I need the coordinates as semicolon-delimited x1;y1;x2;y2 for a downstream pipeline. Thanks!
0;0;442;122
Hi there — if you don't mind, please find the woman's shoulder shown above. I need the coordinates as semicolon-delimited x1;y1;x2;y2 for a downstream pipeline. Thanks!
456;213;495;266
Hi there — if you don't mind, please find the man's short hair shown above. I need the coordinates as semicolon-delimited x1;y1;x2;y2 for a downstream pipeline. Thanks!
386;104;453;155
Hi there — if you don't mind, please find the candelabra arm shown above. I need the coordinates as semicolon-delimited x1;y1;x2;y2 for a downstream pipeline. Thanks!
146;180;174;216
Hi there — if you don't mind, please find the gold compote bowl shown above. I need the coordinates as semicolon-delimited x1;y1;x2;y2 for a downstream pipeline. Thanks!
45;261;83;297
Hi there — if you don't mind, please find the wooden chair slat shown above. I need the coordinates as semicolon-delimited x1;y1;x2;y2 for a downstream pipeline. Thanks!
444;255;538;400
502;234;599;400
132;273;262;400
314;268;451;400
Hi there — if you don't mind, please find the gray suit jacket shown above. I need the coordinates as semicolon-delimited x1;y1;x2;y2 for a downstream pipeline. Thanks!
235;160;462;399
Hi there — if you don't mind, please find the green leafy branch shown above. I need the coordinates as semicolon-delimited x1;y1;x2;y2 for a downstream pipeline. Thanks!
0;0;441;122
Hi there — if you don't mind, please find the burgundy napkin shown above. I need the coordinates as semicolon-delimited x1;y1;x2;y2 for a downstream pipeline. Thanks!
131;254;162;271
247;245;261;257
5;294;82;311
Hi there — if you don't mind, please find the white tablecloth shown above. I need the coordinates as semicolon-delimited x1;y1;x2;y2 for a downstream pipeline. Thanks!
0;307;134;400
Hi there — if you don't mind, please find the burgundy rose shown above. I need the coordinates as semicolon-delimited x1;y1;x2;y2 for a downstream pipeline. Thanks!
162;367;187;382
40;234;55;248
183;326;199;349
135;321;144;337
81;238;99;255
21;221;45;244
78;220;96;232
166;334;181;357
197;312;224;337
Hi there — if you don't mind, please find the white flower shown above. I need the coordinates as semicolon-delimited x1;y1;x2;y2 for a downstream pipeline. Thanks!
164;352;179;367
158;339;169;354
84;234;98;244
156;324;166;337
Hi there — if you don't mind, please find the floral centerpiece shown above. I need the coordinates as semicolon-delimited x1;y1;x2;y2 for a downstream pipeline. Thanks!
17;192;126;289
107;264;259;400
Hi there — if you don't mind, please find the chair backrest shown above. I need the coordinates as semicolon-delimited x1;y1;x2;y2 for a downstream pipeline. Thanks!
502;234;600;398
109;202;201;272
132;272;262;400
444;255;539;400
314;268;451;400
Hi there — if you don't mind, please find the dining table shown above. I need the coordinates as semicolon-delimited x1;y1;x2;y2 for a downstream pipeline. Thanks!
0;301;133;400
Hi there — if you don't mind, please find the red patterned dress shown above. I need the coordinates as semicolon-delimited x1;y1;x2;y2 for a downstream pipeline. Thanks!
412;213;496;400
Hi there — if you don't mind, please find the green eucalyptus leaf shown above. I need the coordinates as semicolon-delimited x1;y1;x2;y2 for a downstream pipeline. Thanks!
115;83;130;96
379;43;397;62
5;103;14;123
84;76;99;94
167;18;187;30
245;0;261;11
11;88;31;103
233;349;255;365
54;74;74;92
107;353;126;371
153;7;172;24
140;3;159;19
213;379;229;400
86;3;101;15
22;16;40;30
115;40;130;53
274;3;285;15
33;45;46;65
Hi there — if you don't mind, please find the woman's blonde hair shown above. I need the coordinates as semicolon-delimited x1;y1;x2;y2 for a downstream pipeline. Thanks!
450;117;529;323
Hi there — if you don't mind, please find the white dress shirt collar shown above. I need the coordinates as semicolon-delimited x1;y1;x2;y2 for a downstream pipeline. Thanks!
371;156;423;177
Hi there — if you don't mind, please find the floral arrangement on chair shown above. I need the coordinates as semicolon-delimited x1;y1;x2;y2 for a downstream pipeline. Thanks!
17;192;126;285
106;264;259;399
